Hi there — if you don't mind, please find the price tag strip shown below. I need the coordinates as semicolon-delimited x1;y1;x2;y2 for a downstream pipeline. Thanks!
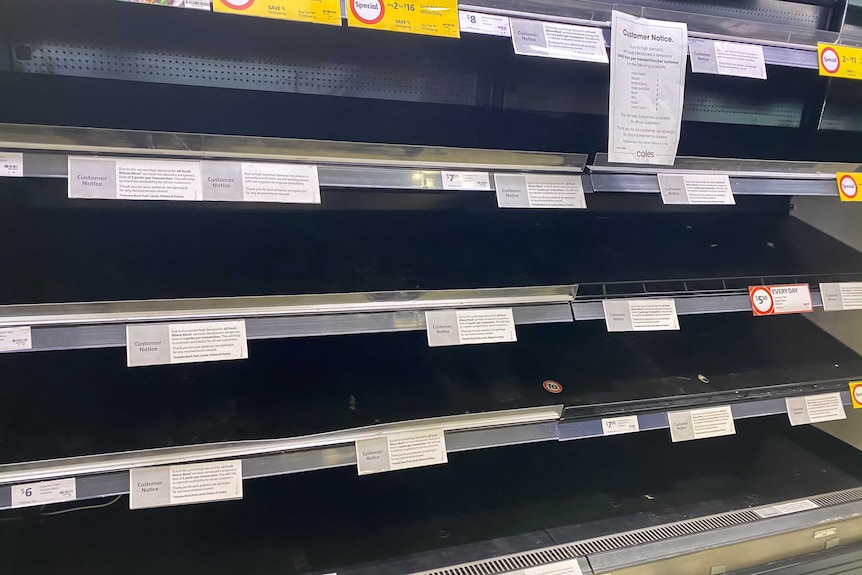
356;428;448;475
668;405;736;442
521;559;584;575
130;460;243;509
689;39;767;79
754;499;818;519
818;43;862;80
213;0;342;25
603;299;680;332
601;415;640;436
836;173;861;202
441;171;492;190
0;327;32;352
11;478;77;508
347;0;459;38
657;174;735;205
510;19;608;63
819;282;862;311
425;308;516;347
458;11;510;36
785;393;846;426
122;0;210;9
126;320;248;367
494;174;587;209
850;381;862;409
748;284;812;316
608;11;687;165
0;152;24;177
68;158;321;204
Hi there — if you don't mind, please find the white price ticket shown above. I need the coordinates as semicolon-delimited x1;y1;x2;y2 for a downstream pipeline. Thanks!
458;11;511;36
441;171;492;190
749;284;812;316
0;152;23;177
0;327;32;352
601;416;640;436
11;478;77;509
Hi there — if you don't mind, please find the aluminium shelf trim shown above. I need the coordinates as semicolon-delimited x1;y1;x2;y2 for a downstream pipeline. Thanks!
411;488;862;575
557;390;853;441
0;286;578;328
590;154;862;180
0;405;563;486
0;124;588;173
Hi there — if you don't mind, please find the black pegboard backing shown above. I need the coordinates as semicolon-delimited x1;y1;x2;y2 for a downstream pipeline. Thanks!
11;42;480;106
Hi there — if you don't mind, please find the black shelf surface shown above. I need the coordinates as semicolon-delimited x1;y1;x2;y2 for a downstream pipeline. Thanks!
0;312;857;463
0;419;860;575
0;197;859;304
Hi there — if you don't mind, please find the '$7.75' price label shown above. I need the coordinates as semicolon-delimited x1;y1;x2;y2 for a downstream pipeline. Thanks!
348;0;460;38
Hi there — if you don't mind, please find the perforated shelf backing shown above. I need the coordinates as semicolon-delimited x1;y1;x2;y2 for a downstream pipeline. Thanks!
11;42;480;106
632;0;831;29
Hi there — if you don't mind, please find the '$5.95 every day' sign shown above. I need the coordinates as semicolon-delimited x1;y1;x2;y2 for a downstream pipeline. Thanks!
348;0;459;37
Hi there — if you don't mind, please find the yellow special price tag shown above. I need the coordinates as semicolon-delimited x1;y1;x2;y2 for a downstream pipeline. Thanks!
347;0;459;38
213;0;341;26
818;43;862;80
836;173;862;202
850;382;862;409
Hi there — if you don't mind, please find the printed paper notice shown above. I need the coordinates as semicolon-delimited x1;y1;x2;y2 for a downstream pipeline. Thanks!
608;11;687;165
494;174;587;209
749;284;812;316
241;163;320;204
820;282;862;311
126;320;248;367
603;299;679;332
522;559;584;575
0;327;32;352
668;405;736;442
11;478;77;509
786;393;846;426
0;152;23;177
356;428;448;475
658;174;735;205
441;171;492;190
754;499;818;519
425;308;517;347
602;415;640;436
511;19;608;63
130;460;243;509
214;0;342;26
459;11;510;36
116;160;202;200
68;157;203;201
689;39;766;79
